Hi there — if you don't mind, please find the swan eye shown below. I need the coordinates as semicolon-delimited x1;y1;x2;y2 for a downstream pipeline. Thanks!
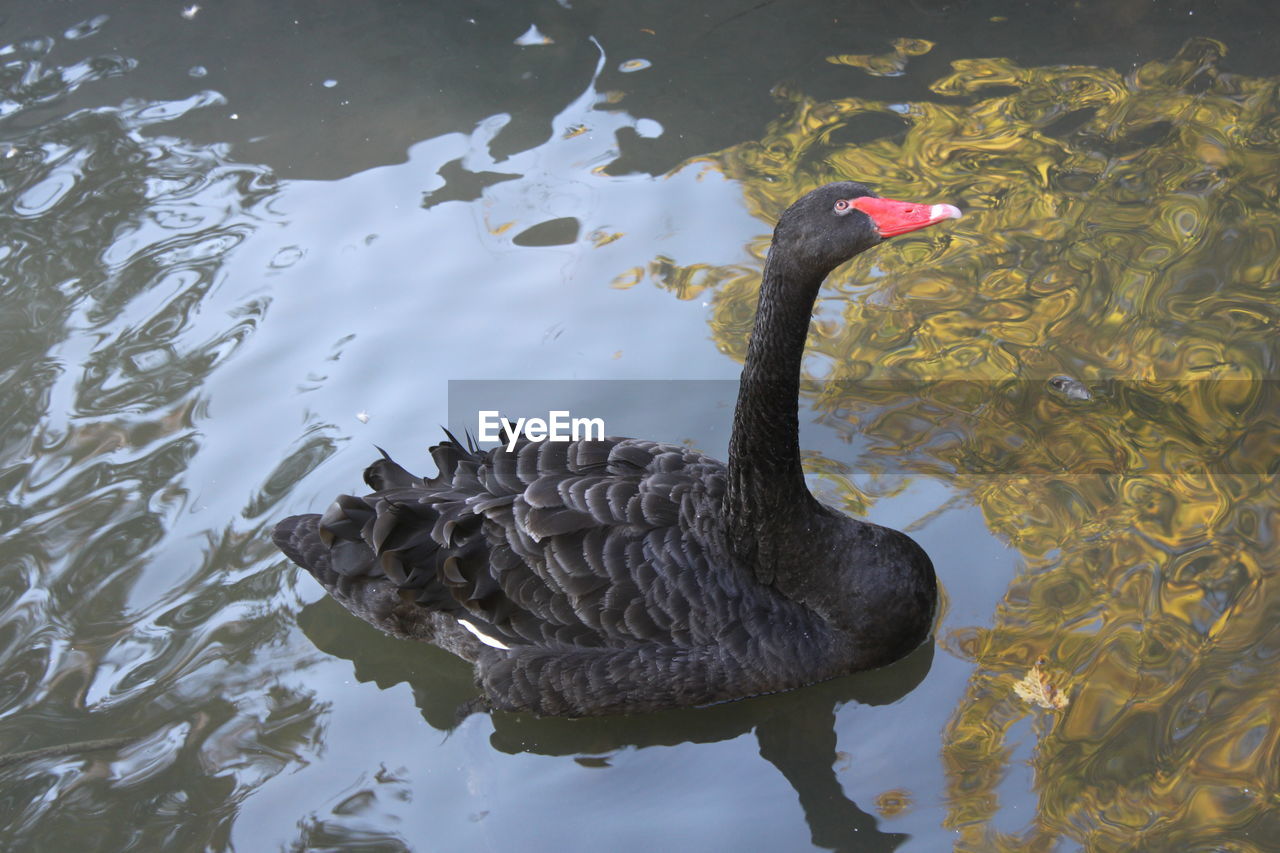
833;199;852;215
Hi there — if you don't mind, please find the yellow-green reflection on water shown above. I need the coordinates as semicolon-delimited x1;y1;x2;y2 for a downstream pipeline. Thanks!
667;38;1280;851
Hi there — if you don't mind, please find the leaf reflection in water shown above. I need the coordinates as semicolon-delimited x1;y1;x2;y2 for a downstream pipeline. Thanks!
674;37;1280;852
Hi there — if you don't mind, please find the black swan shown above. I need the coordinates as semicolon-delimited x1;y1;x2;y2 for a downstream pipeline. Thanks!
274;181;960;716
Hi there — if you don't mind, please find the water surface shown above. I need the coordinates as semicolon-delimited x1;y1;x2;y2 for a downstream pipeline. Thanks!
2;2;1279;851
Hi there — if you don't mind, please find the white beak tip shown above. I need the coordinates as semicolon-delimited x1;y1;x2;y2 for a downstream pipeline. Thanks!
931;203;963;221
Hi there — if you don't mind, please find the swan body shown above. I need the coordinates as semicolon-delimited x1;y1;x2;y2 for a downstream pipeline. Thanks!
274;182;959;716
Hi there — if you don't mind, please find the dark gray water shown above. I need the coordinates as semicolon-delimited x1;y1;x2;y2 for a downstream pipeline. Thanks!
3;2;1279;850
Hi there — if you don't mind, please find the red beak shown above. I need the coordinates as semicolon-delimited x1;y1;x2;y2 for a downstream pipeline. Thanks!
851;196;962;238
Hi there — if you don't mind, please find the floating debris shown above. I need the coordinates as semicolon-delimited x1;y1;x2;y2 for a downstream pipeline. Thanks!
875;789;914;818
1013;658;1069;710
514;24;553;46
0;735;141;769
618;58;652;73
1047;375;1092;401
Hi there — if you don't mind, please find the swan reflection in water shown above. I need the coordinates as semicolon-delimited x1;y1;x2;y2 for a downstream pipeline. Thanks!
298;594;934;852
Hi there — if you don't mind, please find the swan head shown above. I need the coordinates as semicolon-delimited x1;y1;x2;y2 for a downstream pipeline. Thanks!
772;181;961;276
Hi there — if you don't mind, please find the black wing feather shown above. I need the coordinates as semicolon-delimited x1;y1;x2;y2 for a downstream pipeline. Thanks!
274;433;832;714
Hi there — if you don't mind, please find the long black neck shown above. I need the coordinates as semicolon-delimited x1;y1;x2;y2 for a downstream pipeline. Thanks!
725;241;829;579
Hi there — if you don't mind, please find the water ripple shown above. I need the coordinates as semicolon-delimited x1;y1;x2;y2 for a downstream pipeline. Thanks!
695;37;1280;851
0;25;317;849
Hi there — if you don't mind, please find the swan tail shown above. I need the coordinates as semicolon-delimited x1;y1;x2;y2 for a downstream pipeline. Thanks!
272;512;373;591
